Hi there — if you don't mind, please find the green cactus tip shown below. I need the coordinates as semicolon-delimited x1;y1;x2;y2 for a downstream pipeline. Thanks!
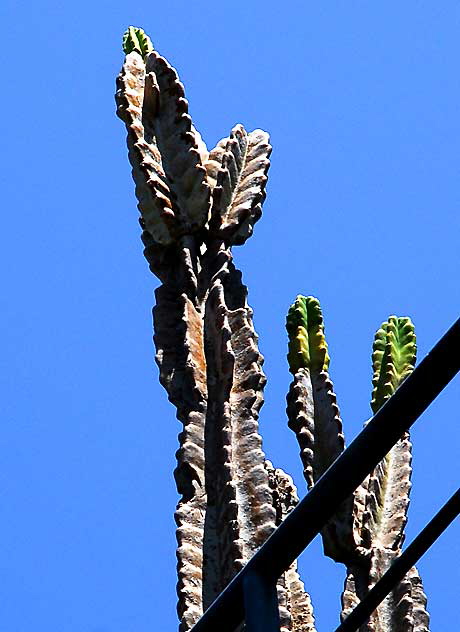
286;295;330;374
371;315;416;413
122;26;154;59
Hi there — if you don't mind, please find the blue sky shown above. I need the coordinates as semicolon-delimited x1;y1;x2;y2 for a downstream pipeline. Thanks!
1;2;459;630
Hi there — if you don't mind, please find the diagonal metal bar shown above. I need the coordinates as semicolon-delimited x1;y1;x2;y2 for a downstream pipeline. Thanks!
243;571;280;632
334;487;460;632
190;318;460;632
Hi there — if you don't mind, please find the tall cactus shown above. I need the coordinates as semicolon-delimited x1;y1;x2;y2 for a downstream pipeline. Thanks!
116;27;315;631
117;27;431;632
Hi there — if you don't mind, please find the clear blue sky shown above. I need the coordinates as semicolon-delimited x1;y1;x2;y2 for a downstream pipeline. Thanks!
1;2;459;630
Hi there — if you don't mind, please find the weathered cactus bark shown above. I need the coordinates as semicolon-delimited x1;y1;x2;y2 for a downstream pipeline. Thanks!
116;28;314;631
266;462;317;632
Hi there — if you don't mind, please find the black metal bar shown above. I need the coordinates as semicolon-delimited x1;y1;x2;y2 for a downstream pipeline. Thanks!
243;571;280;632
190;318;460;632
334;488;460;632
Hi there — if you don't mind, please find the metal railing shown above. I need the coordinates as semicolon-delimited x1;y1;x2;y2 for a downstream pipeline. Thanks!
190;317;460;632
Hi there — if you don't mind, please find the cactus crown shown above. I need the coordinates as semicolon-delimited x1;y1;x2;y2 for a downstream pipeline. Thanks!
371;316;416;413
122;26;154;59
286;295;330;373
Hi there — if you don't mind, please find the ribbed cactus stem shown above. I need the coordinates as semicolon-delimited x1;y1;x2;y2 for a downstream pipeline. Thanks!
341;315;429;630
285;295;354;562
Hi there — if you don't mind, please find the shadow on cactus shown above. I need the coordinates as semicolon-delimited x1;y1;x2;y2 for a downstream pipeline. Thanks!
116;26;430;631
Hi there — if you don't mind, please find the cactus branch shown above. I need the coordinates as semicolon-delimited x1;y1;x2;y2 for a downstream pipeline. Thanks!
341;316;429;630
286;296;356;562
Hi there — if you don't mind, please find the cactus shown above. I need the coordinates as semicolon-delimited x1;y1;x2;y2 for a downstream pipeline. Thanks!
340;316;429;631
116;27;430;631
286;301;429;630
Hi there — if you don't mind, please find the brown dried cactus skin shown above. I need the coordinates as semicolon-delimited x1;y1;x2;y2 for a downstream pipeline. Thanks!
285;567;317;632
359;433;413;552
141;188;285;628
144;52;211;232
204;137;228;190
145;231;209;630
390;565;430;632
341;550;430;632
266;462;317;632
153;282;207;629
116;52;177;245
199;266;278;604
340;434;430;631
148;227;282;625
201;280;243;603
116;51;211;246
286;370;315;488
175;496;206;632
226;303;275;552
309;371;345;481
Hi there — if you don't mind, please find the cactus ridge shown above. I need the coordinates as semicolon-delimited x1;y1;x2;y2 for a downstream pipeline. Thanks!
371;316;416;413
266;462;317;632
286;296;330;374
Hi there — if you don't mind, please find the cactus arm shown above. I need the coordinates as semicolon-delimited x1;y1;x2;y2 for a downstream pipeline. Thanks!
341;317;430;630
200;260;278;605
286;297;338;487
116;52;176;245
200;280;242;604
358;317;417;550
286;296;356;562
152;262;207;630
116;41;211;246
143;52;211;233
207;125;271;245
